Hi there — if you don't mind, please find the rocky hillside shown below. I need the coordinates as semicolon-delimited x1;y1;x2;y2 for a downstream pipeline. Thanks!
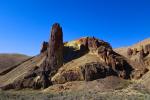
115;38;150;94
115;38;150;57
0;23;136;90
0;23;150;100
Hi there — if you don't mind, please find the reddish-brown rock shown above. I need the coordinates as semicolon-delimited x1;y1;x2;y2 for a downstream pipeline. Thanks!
1;23;64;90
39;23;63;88
0;24;136;90
42;23;63;72
127;48;133;57
40;41;48;53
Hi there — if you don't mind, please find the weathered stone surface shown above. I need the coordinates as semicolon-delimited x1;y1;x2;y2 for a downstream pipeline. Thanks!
125;45;149;79
97;47;133;79
40;41;48;53
63;37;112;63
133;48;138;55
52;37;133;84
81;62;116;81
145;44;150;54
77;37;112;53
43;23;63;71
131;68;149;79
127;48;133;57
0;24;137;90
39;23;63;88
1;23;64;90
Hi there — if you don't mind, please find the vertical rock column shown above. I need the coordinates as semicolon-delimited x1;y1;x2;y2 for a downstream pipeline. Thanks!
40;23;63;88
47;23;63;72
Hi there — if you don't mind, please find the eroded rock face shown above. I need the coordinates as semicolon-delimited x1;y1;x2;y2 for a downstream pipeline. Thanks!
52;38;133;84
145;44;150;54
81;62;116;81
1;24;136;90
126;46;149;79
39;23;63;88
40;41;48;53
1;23;64;90
63;37;112;63
127;48;133;57
42;23;63;72
76;37;112;53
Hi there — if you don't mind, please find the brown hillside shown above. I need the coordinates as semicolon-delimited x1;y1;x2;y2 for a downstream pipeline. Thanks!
0;54;30;74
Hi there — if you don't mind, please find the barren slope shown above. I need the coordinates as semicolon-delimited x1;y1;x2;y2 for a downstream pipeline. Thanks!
0;54;30;73
0;54;46;87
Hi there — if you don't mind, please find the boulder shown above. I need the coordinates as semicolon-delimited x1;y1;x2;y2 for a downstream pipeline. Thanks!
81;62;116;81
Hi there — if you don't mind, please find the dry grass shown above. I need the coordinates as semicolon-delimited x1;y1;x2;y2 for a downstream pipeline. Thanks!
0;85;150;100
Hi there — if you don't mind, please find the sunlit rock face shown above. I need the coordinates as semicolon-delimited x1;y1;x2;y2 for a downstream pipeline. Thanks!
126;45;149;79
52;37;133;84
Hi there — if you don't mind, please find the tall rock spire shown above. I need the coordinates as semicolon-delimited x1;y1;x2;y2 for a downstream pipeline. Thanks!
47;23;63;71
40;23;64;88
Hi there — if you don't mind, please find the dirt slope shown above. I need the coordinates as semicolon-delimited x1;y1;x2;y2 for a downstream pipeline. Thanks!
0;54;30;73
0;54;46;87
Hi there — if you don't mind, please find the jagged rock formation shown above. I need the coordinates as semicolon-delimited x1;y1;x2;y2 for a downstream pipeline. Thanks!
40;41;48;53
39;23;64;88
126;47;149;79
52;37;133;84
0;23;137;90
115;40;150;79
42;23;63;71
0;23;64;90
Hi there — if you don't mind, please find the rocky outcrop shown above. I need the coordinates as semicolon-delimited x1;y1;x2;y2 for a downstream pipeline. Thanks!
1;23;64;90
32;23;63;88
0;23;137;90
81;62;116;81
52;37;133;84
38;23;64;88
40;41;48;53
145;44;150;54
41;23;63;73
127;48;133;57
126;46;149;79
98;48;133;79
63;37;112;63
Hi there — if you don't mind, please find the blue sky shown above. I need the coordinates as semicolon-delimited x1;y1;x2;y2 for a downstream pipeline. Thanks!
0;0;150;56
